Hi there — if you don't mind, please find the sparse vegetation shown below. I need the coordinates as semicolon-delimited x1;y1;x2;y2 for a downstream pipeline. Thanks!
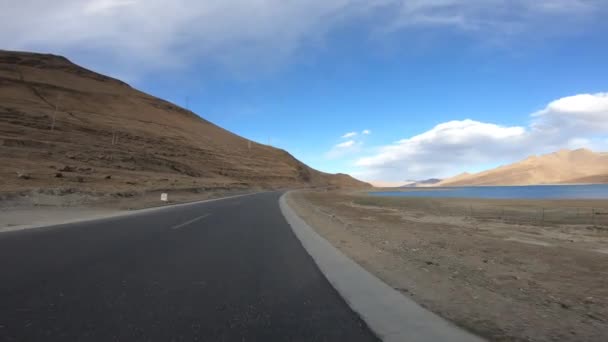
0;50;369;205
289;191;608;342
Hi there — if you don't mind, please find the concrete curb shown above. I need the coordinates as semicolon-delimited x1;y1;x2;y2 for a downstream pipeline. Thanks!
279;193;485;342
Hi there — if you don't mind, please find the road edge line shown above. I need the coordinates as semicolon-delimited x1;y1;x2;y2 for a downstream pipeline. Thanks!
170;214;211;230
279;192;485;342
0;191;270;233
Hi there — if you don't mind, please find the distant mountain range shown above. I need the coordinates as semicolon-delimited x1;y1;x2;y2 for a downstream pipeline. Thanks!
368;178;442;188
400;178;442;187
437;148;608;186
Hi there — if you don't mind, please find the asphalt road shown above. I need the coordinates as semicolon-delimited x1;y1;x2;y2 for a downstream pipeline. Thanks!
0;192;379;342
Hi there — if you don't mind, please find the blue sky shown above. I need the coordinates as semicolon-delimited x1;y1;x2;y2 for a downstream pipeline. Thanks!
3;1;608;183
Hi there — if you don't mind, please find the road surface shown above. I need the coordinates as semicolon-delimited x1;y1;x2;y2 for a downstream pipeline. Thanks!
0;192;379;341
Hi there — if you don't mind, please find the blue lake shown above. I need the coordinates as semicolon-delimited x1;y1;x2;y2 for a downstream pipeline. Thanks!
370;184;608;200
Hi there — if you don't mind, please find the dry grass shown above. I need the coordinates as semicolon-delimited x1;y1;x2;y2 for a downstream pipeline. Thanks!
289;190;608;342
352;195;608;227
0;50;368;202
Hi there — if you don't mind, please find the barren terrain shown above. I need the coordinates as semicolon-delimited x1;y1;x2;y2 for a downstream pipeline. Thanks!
288;191;608;341
0;50;368;207
438;148;608;186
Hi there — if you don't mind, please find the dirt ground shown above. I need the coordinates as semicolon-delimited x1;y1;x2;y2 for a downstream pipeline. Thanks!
0;187;259;231
288;191;608;342
0;184;260;209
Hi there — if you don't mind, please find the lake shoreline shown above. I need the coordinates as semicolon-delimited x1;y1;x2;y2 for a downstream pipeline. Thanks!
367;184;608;200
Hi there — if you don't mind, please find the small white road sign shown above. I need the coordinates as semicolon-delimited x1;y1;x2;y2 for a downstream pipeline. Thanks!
161;193;168;202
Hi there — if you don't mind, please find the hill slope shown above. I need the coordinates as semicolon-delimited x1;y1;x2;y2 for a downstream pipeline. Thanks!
0;50;369;198
438;149;608;186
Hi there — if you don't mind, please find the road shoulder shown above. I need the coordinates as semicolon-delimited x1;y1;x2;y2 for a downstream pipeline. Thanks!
280;192;484;342
286;190;608;342
0;192;266;233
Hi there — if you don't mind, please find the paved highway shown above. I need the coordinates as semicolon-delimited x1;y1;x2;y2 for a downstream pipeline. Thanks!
0;192;379;341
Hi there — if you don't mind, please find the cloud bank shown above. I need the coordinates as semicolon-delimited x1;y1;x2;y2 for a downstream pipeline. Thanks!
1;0;605;77
354;93;608;181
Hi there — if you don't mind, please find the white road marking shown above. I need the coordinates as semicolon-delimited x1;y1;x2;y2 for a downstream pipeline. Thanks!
0;191;271;234
171;214;211;230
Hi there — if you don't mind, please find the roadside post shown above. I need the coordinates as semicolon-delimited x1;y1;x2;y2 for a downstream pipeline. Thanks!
541;208;545;227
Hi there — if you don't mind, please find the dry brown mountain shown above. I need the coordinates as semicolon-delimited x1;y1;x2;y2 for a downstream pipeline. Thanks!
0;50;369;200
438;148;608;186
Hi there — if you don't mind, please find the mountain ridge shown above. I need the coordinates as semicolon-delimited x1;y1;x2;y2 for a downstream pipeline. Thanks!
437;148;608;186
0;50;370;198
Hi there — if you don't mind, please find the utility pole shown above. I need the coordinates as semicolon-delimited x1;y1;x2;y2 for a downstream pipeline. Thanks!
51;93;61;131
541;208;545;227
112;127;118;145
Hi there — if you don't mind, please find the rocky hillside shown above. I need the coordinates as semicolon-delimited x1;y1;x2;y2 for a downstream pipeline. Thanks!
0;50;369;198
438;149;608;186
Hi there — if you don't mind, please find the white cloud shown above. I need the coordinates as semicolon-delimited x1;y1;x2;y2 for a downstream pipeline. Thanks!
532;93;608;132
342;132;358;138
354;93;608;181
383;0;600;35
0;1;605;77
341;130;368;139
566;138;593;150
356;120;527;179
337;140;356;148
325;139;360;159
84;0;136;14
